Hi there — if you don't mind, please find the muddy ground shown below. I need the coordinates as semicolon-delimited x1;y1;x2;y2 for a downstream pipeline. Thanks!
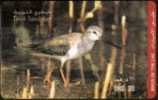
1;49;98;99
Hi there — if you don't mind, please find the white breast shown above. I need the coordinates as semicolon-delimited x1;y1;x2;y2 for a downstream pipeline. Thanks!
66;36;95;60
66;44;79;59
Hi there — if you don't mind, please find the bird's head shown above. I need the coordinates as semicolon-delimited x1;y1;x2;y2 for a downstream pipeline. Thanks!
85;25;103;41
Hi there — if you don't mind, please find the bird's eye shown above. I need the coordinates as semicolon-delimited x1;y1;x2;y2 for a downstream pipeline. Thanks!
93;31;97;34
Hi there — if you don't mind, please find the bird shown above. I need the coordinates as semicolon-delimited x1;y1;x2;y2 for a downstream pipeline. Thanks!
31;25;103;87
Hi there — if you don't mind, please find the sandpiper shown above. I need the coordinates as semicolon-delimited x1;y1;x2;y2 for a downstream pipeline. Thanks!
33;25;103;87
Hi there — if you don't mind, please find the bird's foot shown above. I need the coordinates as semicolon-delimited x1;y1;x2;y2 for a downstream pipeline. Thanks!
67;81;81;87
43;73;52;88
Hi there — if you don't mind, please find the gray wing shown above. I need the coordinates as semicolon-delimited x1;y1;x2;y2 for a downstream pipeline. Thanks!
33;34;70;56
32;33;82;56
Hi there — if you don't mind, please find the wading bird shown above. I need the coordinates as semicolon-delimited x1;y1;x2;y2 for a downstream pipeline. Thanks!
32;25;103;87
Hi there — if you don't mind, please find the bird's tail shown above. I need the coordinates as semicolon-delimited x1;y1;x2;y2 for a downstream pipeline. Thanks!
50;55;63;60
30;40;45;48
17;39;45;49
30;51;63;60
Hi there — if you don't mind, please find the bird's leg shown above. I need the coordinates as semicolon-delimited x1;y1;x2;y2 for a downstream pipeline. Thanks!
43;58;53;88
66;60;71;87
44;70;52;88
79;57;85;85
59;59;68;87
